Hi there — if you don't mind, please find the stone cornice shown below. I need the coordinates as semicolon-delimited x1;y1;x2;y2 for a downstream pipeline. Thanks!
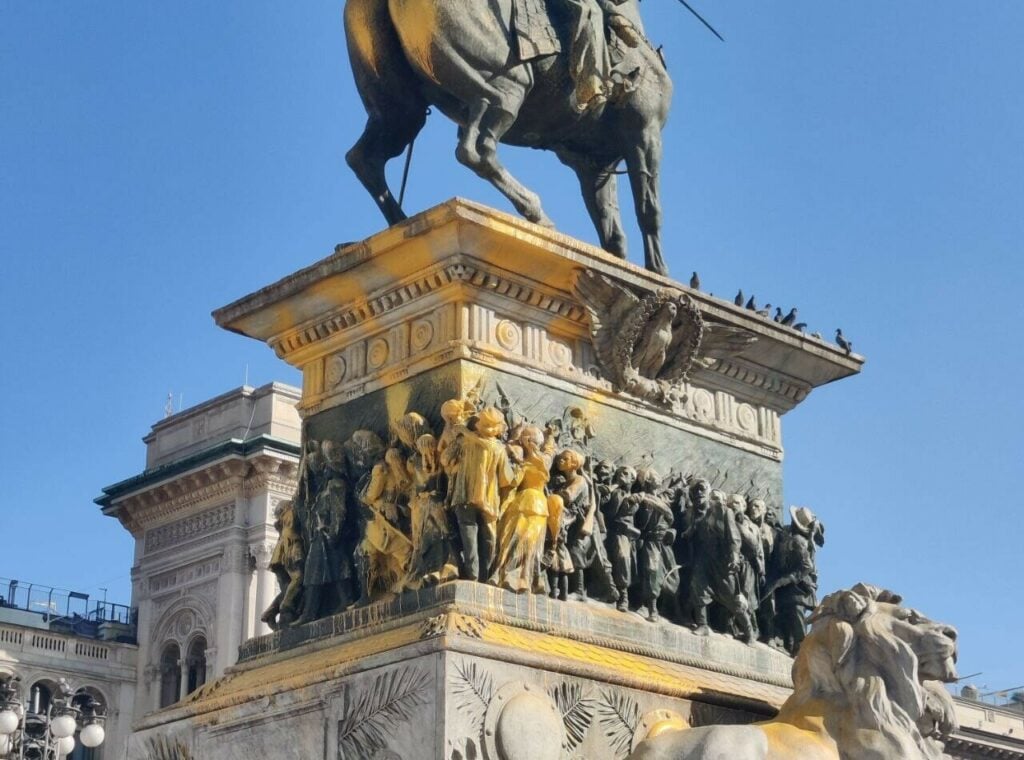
215;199;862;416
946;732;1024;758
267;256;588;364
99;444;300;536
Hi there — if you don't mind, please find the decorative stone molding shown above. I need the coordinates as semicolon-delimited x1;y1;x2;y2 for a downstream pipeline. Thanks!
250;543;274;572
419;613;487;640
267;258;586;363
149;558;223;595
144;504;236;554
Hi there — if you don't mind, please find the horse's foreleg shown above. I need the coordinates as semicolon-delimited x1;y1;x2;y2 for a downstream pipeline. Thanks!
625;129;667;276
559;150;627;257
466;105;553;228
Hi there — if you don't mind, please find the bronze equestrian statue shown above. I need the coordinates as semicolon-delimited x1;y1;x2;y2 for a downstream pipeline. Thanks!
344;0;673;275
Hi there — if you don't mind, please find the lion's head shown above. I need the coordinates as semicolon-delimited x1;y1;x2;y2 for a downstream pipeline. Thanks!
785;583;959;760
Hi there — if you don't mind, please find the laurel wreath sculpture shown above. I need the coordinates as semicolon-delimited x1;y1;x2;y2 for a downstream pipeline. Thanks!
573;270;755;409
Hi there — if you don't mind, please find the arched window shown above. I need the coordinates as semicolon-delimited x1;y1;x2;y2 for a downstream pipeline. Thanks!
29;680;57;714
158;643;181;708
69;688;106;760
185;637;207;694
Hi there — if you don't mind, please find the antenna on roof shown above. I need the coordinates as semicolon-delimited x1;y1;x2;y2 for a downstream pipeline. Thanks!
164;392;174;418
244;364;250;387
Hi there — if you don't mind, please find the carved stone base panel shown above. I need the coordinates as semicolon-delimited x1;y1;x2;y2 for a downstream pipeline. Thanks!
126;582;784;760
303;364;783;496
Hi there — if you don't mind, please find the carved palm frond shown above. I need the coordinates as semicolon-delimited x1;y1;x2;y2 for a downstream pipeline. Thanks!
451;658;494;735
338;666;431;759
145;735;193;760
550;681;597;753
449;737;480;760
597;689;640;760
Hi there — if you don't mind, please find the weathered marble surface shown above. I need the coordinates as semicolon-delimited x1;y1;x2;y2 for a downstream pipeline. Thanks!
129;583;785;760
303;366;783;503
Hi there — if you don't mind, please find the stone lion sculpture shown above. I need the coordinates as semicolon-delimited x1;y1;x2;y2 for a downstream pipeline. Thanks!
631;583;960;760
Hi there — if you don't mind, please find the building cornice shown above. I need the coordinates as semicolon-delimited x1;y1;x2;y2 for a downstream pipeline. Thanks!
97;436;300;536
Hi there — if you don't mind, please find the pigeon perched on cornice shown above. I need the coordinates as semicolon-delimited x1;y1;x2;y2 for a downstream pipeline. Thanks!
781;308;798;326
689;271;701;290
793;322;807;333
745;295;756;310
835;328;853;354
773;307;783;323
734;289;745;306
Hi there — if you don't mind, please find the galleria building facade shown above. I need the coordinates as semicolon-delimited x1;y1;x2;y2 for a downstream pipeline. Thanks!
1;382;1021;759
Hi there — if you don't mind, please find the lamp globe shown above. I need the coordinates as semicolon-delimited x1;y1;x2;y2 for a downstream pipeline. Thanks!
80;723;105;748
0;709;18;734
49;714;76;739
56;735;75;756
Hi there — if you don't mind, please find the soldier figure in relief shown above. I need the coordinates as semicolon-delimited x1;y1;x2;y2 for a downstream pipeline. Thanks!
602;465;639;612
359;447;414;598
729;493;764;640
261;499;304;630
490;425;557;594
632;467;675;622
297;441;350;623
558;448;615;601
407;434;459;588
688;489;754;642
442;407;523;582
764;506;824;654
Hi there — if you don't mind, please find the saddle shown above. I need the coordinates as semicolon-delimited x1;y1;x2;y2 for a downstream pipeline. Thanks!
511;0;561;61
512;0;645;99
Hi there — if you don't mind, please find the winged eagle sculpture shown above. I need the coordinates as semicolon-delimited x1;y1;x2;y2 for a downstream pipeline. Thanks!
573;270;757;407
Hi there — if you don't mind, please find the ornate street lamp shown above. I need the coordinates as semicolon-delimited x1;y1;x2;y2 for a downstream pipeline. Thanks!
0;675;105;759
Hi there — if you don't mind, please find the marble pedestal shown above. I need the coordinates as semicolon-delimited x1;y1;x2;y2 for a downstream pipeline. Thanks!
130;582;793;760
130;200;862;759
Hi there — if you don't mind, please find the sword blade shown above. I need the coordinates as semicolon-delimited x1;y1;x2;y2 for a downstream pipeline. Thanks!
673;0;725;42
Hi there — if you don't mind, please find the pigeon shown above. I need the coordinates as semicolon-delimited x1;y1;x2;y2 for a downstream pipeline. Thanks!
690;271;701;290
835;328;853;354
756;303;772;318
793;322;807;333
811;331;823;340
734;289;745;306
773;307;783;322
781;308;798;326
745;295;756;310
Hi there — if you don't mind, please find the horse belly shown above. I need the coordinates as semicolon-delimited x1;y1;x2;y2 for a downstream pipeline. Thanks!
388;0;515;86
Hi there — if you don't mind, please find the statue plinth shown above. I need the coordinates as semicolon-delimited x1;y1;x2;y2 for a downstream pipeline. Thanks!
128;201;862;759
215;198;859;494
130;582;794;759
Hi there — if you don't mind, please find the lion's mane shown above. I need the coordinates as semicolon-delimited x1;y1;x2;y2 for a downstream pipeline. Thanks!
787;583;949;760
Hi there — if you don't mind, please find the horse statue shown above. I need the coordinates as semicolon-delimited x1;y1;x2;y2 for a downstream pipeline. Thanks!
343;0;673;275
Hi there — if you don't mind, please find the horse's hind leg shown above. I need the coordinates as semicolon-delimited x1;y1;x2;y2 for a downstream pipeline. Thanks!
557;149;627;258
624;127;667;275
347;109;426;225
344;0;427;224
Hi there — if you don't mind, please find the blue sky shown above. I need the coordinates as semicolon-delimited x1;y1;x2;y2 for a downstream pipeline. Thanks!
2;2;1021;696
